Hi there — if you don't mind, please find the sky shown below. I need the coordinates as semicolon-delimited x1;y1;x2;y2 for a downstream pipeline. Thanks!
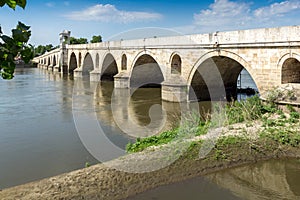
1;0;300;46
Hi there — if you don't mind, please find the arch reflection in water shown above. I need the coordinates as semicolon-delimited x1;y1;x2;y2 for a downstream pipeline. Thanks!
73;78;218;172
127;159;300;200
206;159;300;200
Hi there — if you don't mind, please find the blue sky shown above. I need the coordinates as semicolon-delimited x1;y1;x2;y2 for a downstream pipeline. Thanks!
1;0;300;45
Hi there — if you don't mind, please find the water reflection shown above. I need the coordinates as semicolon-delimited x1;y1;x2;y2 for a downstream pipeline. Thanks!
206;159;300;200
0;69;97;189
127;159;300;200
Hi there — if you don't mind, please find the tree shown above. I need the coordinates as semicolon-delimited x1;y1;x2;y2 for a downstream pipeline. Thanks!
90;35;102;43
33;44;56;56
69;37;88;44
0;0;33;79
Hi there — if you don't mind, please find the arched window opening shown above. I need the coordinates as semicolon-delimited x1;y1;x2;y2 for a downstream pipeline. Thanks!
171;54;181;74
282;58;300;84
121;54;127;70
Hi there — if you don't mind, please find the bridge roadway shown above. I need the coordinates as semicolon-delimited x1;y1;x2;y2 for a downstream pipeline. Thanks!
34;26;300;102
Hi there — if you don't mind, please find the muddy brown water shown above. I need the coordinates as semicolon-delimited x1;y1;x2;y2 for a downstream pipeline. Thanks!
1;68;299;200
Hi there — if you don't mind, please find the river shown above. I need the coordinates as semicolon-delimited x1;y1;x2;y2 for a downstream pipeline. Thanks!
0;68;299;200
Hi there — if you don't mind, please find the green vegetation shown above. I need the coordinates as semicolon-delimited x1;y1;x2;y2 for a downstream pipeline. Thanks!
69;35;103;45
70;37;88;45
90;35;102;43
0;0;33;79
126;129;178;153
126;94;300;160
34;44;58;56
0;0;26;9
85;162;91;168
224;95;277;125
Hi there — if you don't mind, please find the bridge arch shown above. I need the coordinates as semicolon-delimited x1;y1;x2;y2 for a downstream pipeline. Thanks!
82;52;94;76
130;52;165;88
69;52;78;74
278;53;300;84
53;55;57;67
188;50;257;101
100;52;118;81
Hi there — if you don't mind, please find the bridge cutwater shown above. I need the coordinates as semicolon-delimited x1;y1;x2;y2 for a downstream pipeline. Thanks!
33;26;300;102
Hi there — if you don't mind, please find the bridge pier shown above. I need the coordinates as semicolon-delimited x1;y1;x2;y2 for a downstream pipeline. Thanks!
90;70;101;82
161;82;188;102
48;65;53;71
114;72;130;88
53;65;60;72
74;68;83;78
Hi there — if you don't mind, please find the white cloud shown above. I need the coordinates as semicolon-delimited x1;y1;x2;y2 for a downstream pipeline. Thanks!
46;2;55;8
254;0;300;18
189;0;300;34
65;4;162;23
193;0;251;31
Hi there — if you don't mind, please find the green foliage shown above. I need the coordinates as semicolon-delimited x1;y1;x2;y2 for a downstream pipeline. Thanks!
126;129;179;153
260;105;300;147
0;0;26;9
69;37;88;44
85;162;91;168
0;0;33;79
225;95;267;125
216;135;246;148
260;128;300;147
33;44;57;56
195;120;210;136
0;21;33;79
90;35;102;43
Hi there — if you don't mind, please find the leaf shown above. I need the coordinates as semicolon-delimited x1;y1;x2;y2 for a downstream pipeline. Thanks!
0;1;6;7
6;0;17;9
12;29;28;42
16;0;26;9
17;21;30;31
1;35;14;44
21;46;33;63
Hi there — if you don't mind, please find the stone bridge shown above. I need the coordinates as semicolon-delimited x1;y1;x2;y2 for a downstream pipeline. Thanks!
33;26;300;102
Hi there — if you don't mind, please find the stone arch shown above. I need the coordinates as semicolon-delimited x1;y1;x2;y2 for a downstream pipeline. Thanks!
278;53;300;84
82;52;94;76
188;50;257;101
121;54;127;70
170;53;182;74
101;52;118;81
69;52;77;74
130;53;164;88
53;55;57;66
47;57;51;66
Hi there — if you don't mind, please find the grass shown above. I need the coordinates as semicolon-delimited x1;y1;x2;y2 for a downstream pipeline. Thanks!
126;94;300;155
126;129;178;153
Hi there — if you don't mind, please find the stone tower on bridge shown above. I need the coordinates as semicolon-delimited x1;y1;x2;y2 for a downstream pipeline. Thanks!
57;30;71;73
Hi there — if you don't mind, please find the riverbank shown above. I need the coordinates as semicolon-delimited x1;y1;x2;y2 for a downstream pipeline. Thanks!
1;96;300;200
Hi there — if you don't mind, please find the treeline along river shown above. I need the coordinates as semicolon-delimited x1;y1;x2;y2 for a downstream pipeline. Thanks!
0;68;299;199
